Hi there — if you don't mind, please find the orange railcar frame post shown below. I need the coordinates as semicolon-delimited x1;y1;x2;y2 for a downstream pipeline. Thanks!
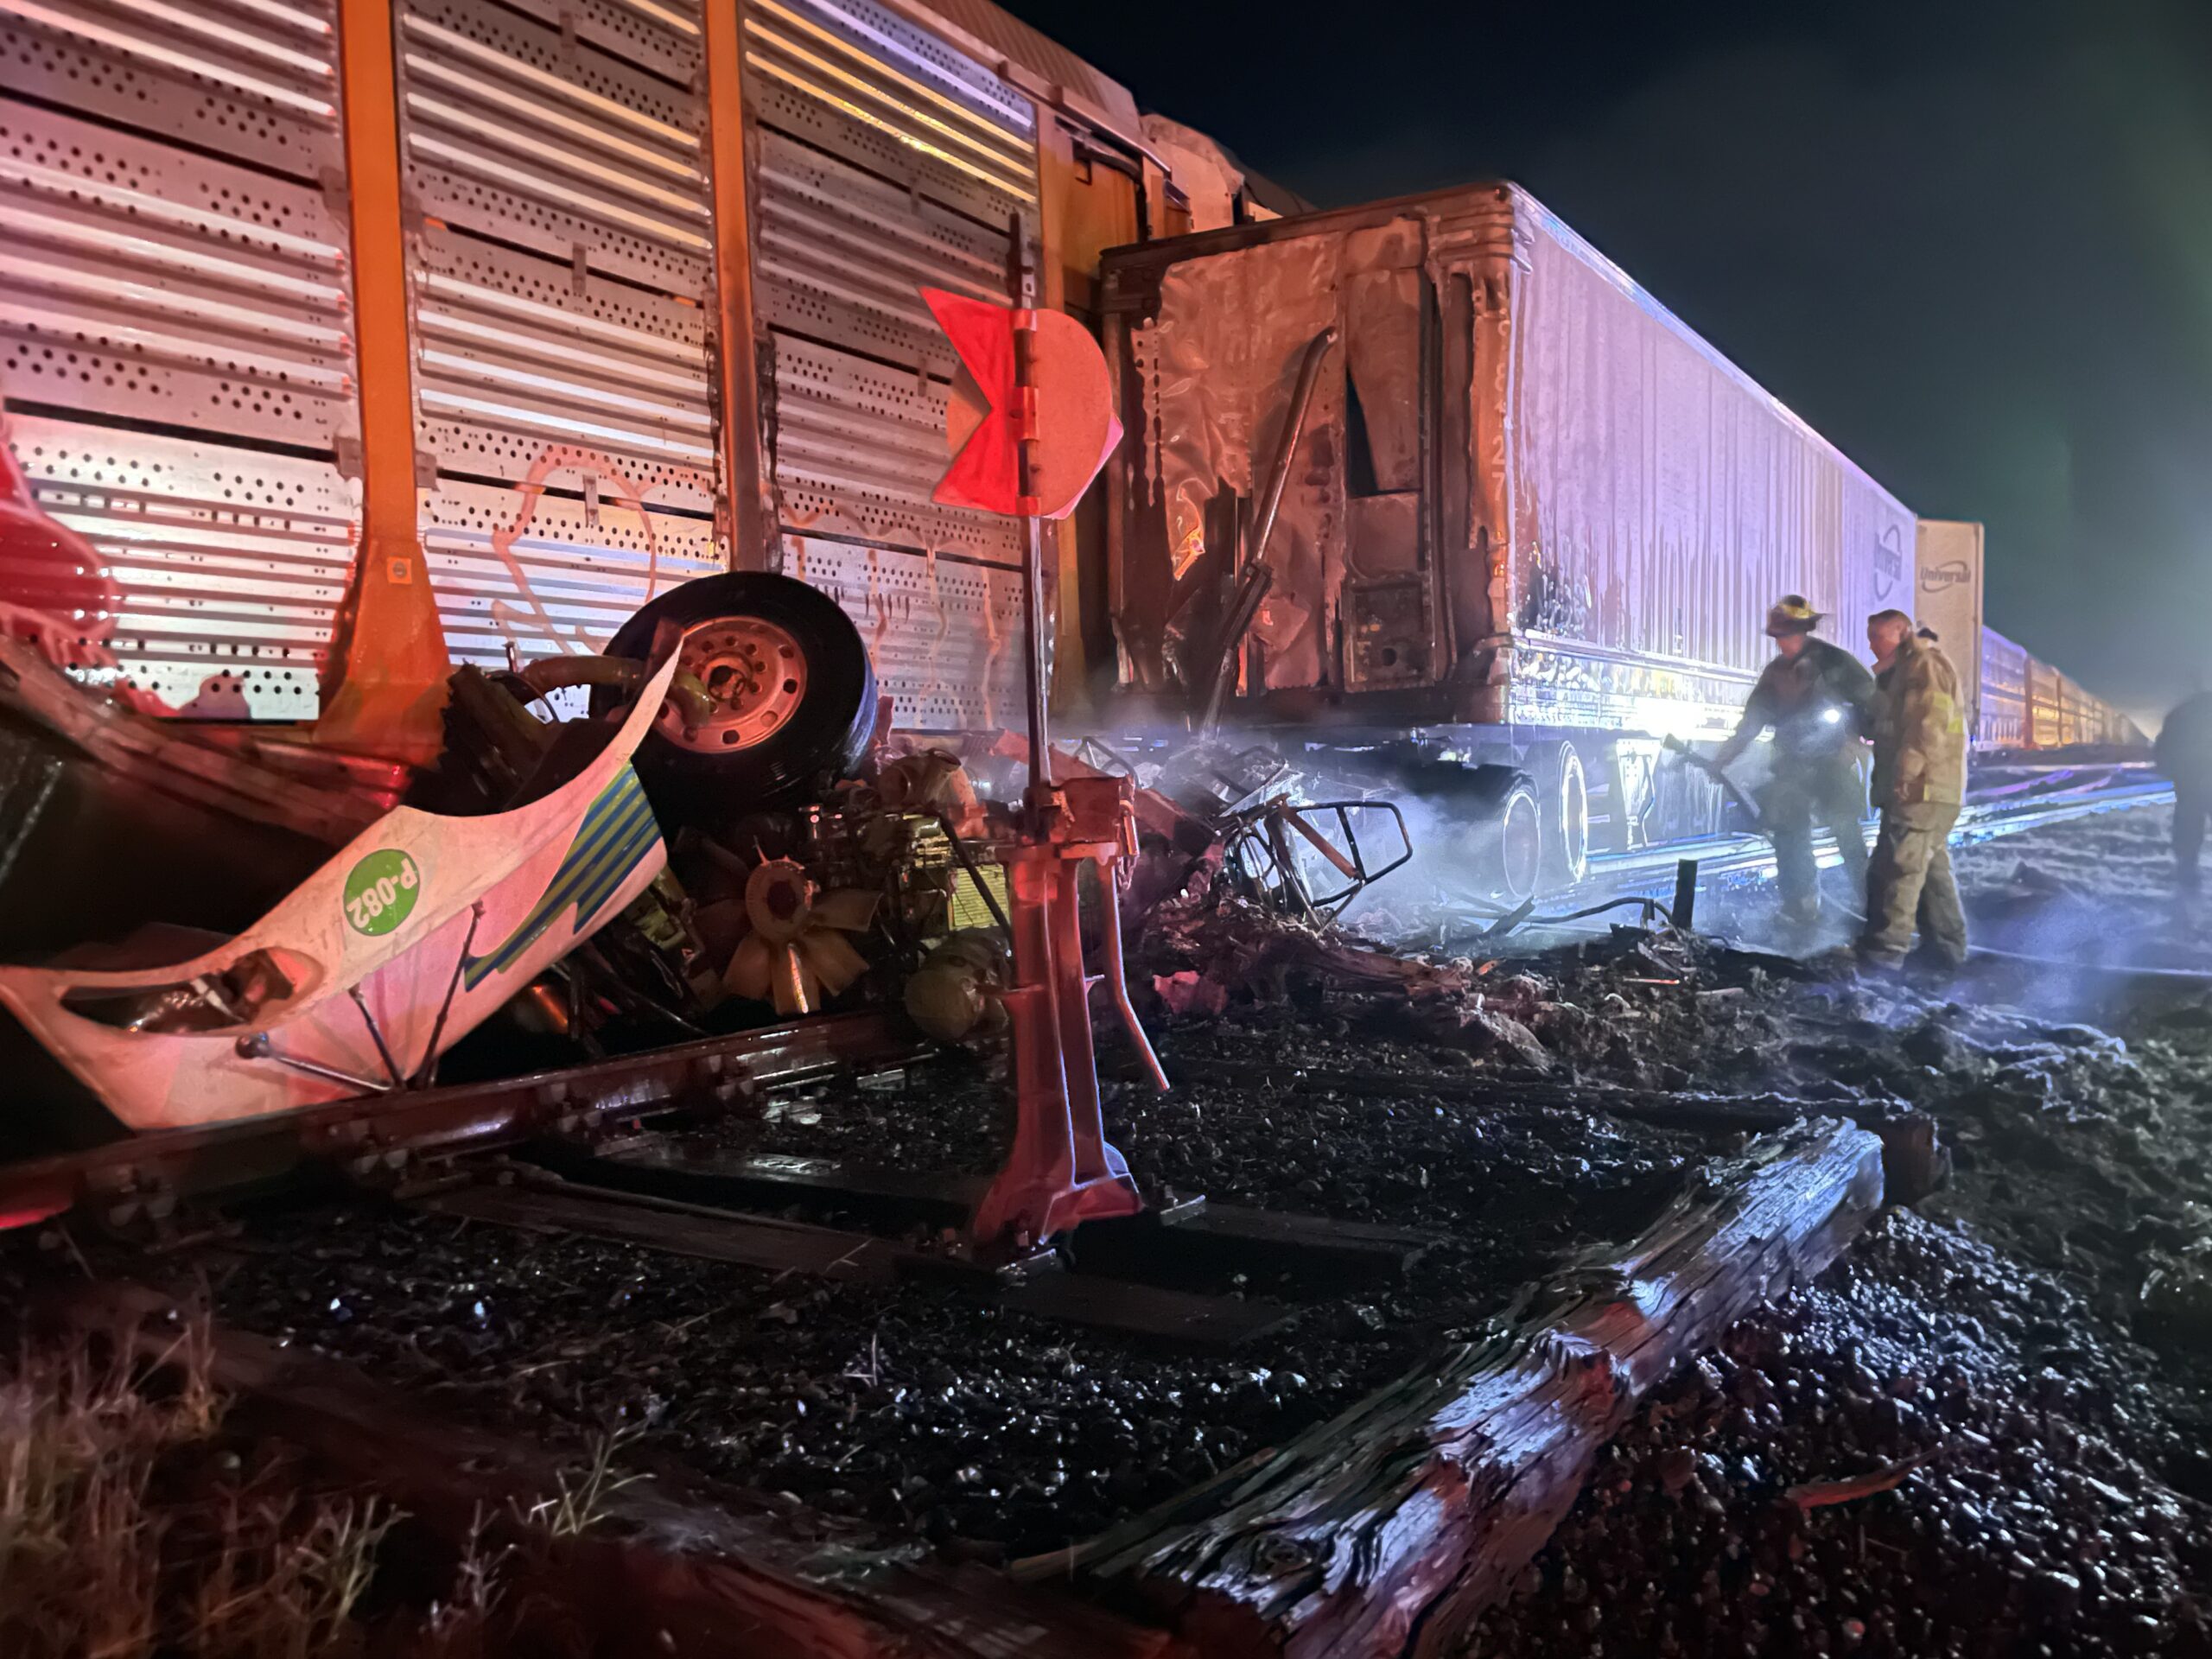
1033;114;1081;715
706;0;770;571
1033;113;1146;717
320;0;452;762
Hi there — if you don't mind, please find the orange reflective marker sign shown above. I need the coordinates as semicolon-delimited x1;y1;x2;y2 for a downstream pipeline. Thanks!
923;287;1121;521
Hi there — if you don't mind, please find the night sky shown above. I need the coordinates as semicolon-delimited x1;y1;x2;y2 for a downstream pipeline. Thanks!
1004;0;2212;721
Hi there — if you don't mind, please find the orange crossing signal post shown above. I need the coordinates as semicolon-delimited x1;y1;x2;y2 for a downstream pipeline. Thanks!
921;254;1161;1249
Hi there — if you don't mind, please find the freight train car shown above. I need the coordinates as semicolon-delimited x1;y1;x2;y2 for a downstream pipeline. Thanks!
1974;625;2143;752
1915;519;1984;730
1977;627;2031;749
2033;662;2145;750
1098;183;1916;883
1919;526;2144;754
0;0;2141;832
0;0;1286;737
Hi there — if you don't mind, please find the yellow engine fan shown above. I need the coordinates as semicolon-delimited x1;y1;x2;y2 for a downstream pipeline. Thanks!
723;857;879;1015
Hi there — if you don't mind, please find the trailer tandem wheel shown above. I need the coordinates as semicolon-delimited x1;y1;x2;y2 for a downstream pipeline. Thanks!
1537;739;1591;890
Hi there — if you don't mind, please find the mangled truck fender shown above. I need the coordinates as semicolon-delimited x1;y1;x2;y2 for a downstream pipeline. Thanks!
0;653;682;1132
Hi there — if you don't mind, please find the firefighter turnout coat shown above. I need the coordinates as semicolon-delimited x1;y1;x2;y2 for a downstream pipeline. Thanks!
1871;633;1967;811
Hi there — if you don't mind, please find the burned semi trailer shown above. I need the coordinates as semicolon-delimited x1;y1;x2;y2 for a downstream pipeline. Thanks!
1097;184;1916;891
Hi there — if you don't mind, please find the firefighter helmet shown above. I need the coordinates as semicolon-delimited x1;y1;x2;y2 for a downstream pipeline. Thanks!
1765;594;1822;637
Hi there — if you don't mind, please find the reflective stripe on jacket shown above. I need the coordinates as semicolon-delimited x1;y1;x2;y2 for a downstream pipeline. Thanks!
1872;635;1967;808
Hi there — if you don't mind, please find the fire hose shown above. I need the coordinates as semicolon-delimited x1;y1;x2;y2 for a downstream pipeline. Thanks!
1660;734;1767;824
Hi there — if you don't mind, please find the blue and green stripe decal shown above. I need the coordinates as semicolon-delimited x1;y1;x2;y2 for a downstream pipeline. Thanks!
461;769;660;991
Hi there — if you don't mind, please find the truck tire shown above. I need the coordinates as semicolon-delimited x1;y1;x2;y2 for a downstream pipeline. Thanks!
600;573;878;821
1536;740;1590;889
1496;777;1542;904
1446;769;1538;906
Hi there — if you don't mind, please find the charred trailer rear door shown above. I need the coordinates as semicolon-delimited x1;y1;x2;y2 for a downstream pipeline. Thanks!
1101;205;1457;728
1098;183;1919;868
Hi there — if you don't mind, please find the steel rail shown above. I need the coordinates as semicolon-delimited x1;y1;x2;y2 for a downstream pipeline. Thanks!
0;1011;922;1232
1580;779;2174;899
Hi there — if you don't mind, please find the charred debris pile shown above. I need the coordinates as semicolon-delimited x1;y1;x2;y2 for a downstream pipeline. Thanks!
46;832;2212;1558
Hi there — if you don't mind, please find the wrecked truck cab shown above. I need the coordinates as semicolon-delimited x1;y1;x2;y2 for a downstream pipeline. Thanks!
0;652;682;1134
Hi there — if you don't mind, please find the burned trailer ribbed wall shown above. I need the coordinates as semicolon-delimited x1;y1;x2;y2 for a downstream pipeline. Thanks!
1103;208;1446;722
1101;183;1919;862
1495;199;1916;740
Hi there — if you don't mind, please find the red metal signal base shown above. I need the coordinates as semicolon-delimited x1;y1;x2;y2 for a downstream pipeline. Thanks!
969;775;1150;1248
923;256;1160;1250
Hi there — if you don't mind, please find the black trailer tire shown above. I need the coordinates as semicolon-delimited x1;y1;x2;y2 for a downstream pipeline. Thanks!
1495;777;1542;904
1537;739;1591;889
1436;764;1543;906
600;574;877;821
1447;772;1541;906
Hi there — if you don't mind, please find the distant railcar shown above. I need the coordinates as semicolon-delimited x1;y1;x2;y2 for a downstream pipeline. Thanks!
1978;626;2142;752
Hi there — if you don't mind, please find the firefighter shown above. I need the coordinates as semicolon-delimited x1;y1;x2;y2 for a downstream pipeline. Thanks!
1857;609;1969;969
2154;685;2212;891
1713;595;1876;932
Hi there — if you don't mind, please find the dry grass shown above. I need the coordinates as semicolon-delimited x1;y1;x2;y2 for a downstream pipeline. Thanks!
0;1322;647;1657
0;1322;401;1658
516;1421;647;1541
409;1509;510;1659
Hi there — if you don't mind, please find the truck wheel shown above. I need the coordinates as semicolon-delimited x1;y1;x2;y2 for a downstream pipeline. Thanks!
1497;778;1542;904
1537;740;1590;889
601;574;878;820
1443;766;1541;906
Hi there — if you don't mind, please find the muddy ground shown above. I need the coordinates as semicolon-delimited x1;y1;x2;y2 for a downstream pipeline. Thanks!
10;799;2212;1650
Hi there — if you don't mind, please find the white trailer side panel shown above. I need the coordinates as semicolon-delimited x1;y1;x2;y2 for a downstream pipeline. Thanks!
1498;191;1913;737
1915;519;1984;734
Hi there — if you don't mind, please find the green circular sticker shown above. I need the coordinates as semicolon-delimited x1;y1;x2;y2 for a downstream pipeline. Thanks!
343;849;422;937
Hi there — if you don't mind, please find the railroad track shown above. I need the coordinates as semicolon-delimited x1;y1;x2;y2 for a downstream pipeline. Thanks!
0;1010;919;1233
7;767;2157;1224
1581;768;2173;904
0;1001;1446;1351
2;767;2164;1345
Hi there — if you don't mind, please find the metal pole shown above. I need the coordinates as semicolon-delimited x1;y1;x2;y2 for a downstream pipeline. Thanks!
1021;516;1050;791
346;988;404;1088
1672;858;1700;932
319;0;451;763
1197;325;1335;731
412;900;486;1088
1245;326;1338;591
1009;213;1051;803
